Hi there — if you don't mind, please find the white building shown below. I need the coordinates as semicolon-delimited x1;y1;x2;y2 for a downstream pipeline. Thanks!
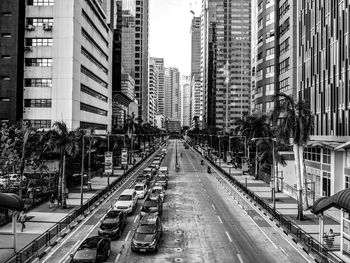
164;67;180;121
181;75;191;127
23;0;113;131
148;58;157;125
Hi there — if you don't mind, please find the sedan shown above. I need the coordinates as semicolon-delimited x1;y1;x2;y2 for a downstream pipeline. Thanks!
140;199;162;217
148;186;165;202
70;236;111;263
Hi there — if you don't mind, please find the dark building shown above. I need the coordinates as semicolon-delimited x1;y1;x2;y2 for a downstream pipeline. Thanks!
0;0;25;123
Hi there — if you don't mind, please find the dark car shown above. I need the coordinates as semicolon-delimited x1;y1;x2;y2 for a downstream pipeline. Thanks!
140;198;162;217
136;174;150;186
155;174;167;189
70;236;111;263
98;210;127;238
131;214;162;253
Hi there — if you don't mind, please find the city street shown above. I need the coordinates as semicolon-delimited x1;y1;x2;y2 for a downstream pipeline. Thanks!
41;140;312;263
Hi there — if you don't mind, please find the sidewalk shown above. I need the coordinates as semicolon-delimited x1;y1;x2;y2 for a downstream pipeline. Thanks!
0;159;141;263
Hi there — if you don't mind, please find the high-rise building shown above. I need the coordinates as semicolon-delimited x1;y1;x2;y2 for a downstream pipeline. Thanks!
135;0;149;121
191;74;202;127
23;0;113;131
182;75;191;127
151;57;165;116
0;0;25;123
201;0;251;133
164;67;180;120
148;58;157;125
251;0;297;113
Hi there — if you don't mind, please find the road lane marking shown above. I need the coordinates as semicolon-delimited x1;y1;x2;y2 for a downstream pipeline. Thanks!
225;231;232;242
133;215;139;223
125;230;131;241
237;254;244;263
217;216;223;224
114;253;121;263
279;247;287;255
212;204;216;211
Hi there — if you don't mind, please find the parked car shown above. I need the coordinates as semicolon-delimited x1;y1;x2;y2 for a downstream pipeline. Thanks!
134;183;148;199
98;210;127;238
70;236;111;263
131;214;162;253
140;198;162;217
113;189;138;214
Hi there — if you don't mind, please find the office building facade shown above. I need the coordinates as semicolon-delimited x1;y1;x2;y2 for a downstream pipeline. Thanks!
151;57;165;116
164;67;180;121
148;58;157;125
201;0;251;132
182;75;191;127
23;0;113;131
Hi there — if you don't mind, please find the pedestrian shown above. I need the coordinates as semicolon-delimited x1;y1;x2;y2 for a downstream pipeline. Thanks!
19;211;26;232
49;194;55;208
57;195;62;207
324;229;335;248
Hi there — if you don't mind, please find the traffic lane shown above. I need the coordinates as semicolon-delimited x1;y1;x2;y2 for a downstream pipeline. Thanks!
42;145;168;263
188;147;311;263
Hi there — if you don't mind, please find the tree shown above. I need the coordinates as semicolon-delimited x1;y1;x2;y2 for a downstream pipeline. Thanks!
42;121;79;209
271;93;314;220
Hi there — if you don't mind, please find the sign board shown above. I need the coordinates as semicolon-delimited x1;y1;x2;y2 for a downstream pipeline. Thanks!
121;148;128;165
242;157;249;172
104;152;113;174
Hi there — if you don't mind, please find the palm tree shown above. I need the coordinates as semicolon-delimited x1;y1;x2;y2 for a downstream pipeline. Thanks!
235;113;271;179
271;93;314;220
124;113;137;164
43;121;79;208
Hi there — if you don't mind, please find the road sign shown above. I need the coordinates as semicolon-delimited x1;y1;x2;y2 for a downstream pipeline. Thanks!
121;148;128;165
104;152;113;174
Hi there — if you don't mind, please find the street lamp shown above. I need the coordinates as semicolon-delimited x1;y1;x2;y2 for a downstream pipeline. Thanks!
251;137;276;210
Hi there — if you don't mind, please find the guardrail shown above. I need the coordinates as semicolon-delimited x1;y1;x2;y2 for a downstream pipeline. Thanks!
190;144;345;263
5;143;165;263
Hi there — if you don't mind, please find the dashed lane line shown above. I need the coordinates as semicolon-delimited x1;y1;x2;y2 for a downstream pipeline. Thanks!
212;204;216;211
225;231;232;243
133;215;139;223
114;253;121;263
218;215;223;224
237;253;244;263
124;230;131;242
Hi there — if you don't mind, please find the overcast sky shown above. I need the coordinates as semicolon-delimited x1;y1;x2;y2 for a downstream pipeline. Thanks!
149;0;201;76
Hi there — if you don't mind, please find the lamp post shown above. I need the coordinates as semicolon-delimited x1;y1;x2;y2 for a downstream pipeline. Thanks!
252;137;276;210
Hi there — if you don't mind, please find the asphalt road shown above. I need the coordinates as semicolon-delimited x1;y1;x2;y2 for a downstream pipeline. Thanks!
41;140;312;263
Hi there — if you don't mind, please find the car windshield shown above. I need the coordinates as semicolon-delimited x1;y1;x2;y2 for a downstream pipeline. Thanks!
137;175;147;180
136;225;156;234
135;185;144;191
118;195;132;201
105;211;120;218
144;200;157;207
80;237;101;249
151;189;161;194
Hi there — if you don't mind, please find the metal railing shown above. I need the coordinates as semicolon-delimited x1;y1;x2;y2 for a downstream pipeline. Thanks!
190;143;345;263
4;143;164;263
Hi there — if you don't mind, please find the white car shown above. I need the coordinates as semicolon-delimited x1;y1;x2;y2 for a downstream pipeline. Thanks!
151;185;165;202
134;183;148;199
113;189;138;214
8;174;27;182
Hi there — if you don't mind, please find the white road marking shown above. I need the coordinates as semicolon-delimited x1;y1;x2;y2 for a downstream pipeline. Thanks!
114;253;121;263
237;253;244;263
225;231;232;243
212;204;216;210
125;230;131;241
217;216;223;224
280;247;287;255
133;215;139;223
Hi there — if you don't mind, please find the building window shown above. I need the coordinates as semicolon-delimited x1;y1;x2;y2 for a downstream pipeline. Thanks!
266;47;274;56
1;76;10;81
346;150;350;167
279;18;290;36
346;176;350;189
80;121;107;130
25;78;52;87
2;33;11;38
26;38;53;46
26;119;51;128
81;84;108;102
305;147;321;162
266;65;274;74
80;102;107;116
27;18;53;26
25;58;52;67
28;0;54;6
81;66;108;89
322;172;331;197
2;12;12;16
24;99;52;108
81;47;108;74
279;58;289;74
279;0;290;18
81;28;108;61
266;83;274;91
82;10;108;47
1;55;11;59
279;77;289;92
279;38;289;55
322;148;331;164
0;98;10;102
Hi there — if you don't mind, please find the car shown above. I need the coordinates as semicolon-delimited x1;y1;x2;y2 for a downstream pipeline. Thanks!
143;167;156;178
140;198;162;217
155;174;167;189
134;183;148;199
131;214;162;253
98;210;127;238
8;174;27;182
148;186;165;202
154;156;162;162
70;236;111;263
149;164;158;172
135;174;150;187
113;189;138;214
158;167;168;178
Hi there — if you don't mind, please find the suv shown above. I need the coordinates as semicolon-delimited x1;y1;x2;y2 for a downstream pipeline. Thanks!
131;214;162;253
140;198;162;217
70;236;111;263
134;183;148;199
113;189;138;214
98;210;127;238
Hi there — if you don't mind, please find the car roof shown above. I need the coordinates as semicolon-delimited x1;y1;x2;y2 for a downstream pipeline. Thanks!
159;167;168;170
121;189;135;195
135;182;145;187
79;236;104;249
139;214;158;224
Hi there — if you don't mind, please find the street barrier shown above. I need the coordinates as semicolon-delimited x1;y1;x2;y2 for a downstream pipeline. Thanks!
190;144;345;263
4;143;165;263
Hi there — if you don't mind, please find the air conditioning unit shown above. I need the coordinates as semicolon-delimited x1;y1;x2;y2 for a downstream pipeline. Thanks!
25;24;35;31
24;46;33;51
43;23;52;31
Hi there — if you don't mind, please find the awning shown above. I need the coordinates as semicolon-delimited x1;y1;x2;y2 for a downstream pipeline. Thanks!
0;193;24;211
335;140;350;151
307;140;343;151
312;188;350;215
